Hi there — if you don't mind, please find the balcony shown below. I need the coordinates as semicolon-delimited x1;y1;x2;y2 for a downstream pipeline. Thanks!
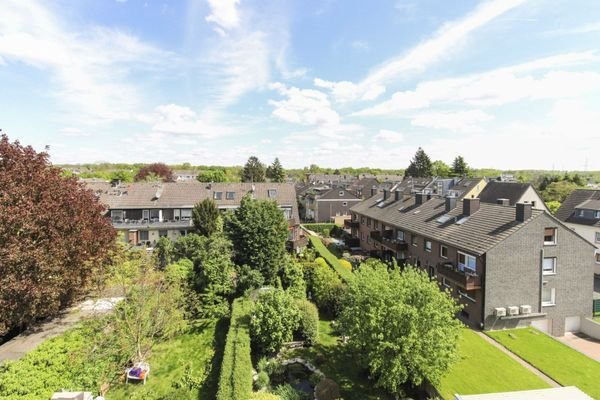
112;219;193;230
437;262;481;290
370;230;382;242
344;220;360;229
381;238;409;252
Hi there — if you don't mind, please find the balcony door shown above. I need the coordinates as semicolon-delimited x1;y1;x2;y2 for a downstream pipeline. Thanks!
142;209;149;221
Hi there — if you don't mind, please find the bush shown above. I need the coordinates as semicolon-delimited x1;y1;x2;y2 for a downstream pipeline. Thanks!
302;223;336;236
338;259;352;272
311;258;344;316
308;236;354;283
322;228;330;238
251;393;282;400
255;371;270;390
273;384;309;400
295;299;319;345
250;289;299;355
217;298;254;400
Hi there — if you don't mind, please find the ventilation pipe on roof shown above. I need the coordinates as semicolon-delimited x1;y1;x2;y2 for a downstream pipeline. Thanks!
370;186;377;197
394;190;400;202
383;189;389;201
463;198;480;216
516;202;532;222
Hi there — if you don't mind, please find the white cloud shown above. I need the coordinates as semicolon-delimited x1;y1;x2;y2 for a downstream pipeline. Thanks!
316;0;527;102
373;129;404;143
543;21;600;36
60;127;90;137
351;40;369;51
410;110;493;131
144;104;236;138
356;52;600;116
205;0;240;33
314;78;385;103
268;82;340;127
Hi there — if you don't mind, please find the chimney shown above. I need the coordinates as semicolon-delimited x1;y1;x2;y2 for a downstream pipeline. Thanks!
497;198;510;206
370;186;377;197
415;192;426;206
394;190;400;202
516;202;532;222
463;198;480;216
445;196;457;212
383;189;389;201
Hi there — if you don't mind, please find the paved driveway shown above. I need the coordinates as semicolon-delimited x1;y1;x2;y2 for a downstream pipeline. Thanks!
559;332;600;362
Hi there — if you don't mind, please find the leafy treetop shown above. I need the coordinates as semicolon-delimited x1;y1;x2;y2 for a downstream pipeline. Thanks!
405;147;433;178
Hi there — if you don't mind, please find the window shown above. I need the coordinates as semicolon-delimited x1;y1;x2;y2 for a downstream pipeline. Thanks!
442;277;450;288
458;252;476;272
544;228;557;245
596;251;600;264
411;235;418;247
361;216;365;224
596;211;600;219
226;191;235;200
179;230;188;237
396;230;405;241
595;232;600;243
142;209;149;220
458;289;476;302
150;209;159;220
360;232;365;241
542;286;556;306
424;240;432;252
159;230;168;238
268;189;277;198
374;221;379;229
440;245;448;259
139;231;149;241
181;209;192;220
213;191;223;200
542;257;557;275
367;218;372;227
579;209;585;217
111;210;124;222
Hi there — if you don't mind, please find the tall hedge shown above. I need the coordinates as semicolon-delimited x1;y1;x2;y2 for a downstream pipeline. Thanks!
217;298;254;400
308;236;354;283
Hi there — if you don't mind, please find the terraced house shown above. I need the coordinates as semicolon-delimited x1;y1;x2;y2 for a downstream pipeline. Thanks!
349;190;596;336
87;181;306;252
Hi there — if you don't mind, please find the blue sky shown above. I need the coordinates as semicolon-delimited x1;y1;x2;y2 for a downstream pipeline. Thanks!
0;0;599;170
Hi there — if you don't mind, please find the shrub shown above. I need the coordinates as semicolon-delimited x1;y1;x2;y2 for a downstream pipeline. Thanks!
217;298;254;400
273;384;309;400
295;299;319;345
338;259;352;272
311;258;344;316
322;228;330;237
302;223;336;236
257;357;269;373
251;393;282;400
250;289;299;354
255;371;270;390
308;236;354;283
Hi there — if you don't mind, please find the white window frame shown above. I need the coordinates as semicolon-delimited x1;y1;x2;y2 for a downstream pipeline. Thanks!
139;230;149;241
425;240;432;252
542;286;556;306
180;209;192;220
458;289;476;302
595;211;600;219
226;191;235;200
542;257;557;275
595;250;600;264
440;244;448;259
411;235;418;247
595;232;600;243
396;230;405;241
111;210;124;222
442;277;450;288
579;209;585;217
544;227;557;245
213;191;223;200
458;251;477;273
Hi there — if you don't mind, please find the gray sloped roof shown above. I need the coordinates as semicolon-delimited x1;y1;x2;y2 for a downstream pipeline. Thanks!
477;181;530;205
350;194;543;255
85;181;300;223
555;189;600;227
316;188;361;201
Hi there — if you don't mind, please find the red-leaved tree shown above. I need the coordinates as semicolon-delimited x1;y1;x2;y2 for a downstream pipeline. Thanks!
0;135;116;335
134;163;175;182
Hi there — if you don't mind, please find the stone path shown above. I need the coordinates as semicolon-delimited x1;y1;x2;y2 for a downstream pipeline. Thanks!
558;332;600;362
0;298;122;364
475;331;561;388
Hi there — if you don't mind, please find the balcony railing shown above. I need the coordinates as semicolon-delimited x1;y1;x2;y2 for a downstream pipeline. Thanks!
381;238;409;252
437;262;481;290
370;230;382;242
344;220;360;229
112;219;193;230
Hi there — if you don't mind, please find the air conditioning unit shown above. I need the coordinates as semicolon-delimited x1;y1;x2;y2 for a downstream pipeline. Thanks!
520;305;532;315
494;307;506;317
508;306;519;316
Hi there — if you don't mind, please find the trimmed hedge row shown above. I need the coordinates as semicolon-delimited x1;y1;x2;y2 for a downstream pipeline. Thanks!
308;236;354;283
217;298;254;400
302;223;336;236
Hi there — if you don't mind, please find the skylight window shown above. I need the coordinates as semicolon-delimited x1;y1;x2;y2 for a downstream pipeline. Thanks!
455;216;469;225
436;215;452;224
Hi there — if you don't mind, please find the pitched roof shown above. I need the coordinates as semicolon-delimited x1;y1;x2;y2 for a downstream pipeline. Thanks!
85;181;300;223
316;188;362;201
555;189;600;227
350;194;544;255
477;181;531;205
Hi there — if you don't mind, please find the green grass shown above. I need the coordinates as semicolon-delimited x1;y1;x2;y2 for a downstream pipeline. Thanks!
108;319;224;400
287;316;391;400
437;329;550;399
487;328;600;399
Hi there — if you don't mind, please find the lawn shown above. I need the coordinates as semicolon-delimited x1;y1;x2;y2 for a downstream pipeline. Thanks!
287;317;391;400
436;329;550;400
108;319;226;400
487;328;600;399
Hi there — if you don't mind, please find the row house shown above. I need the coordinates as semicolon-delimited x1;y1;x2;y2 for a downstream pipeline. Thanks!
556;189;600;272
478;181;547;210
87;181;307;252
301;187;362;223
349;191;596;336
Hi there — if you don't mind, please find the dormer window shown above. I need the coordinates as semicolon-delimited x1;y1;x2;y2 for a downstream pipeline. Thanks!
226;191;235;200
579;209;585;217
213;191;223;200
596;211;600;219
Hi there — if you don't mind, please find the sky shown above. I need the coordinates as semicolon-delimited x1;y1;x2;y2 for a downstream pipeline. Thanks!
0;0;599;170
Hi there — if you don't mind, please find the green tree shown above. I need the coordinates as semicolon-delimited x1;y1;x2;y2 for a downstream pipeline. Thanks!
280;255;307;299
250;288;299;354
197;169;227;183
173;233;204;261
543;180;579;202
310;258;344;316
110;170;134;183
545;200;561;215
295;299;318;345
225;195;289;284
431;160;451;177
193;198;222;237
154;236;174;269
266;158;286;183
405;147;433;178
241;156;266;182
451;156;469;176
339;261;462;396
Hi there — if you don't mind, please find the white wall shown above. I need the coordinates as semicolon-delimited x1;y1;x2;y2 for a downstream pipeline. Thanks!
581;318;600;340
